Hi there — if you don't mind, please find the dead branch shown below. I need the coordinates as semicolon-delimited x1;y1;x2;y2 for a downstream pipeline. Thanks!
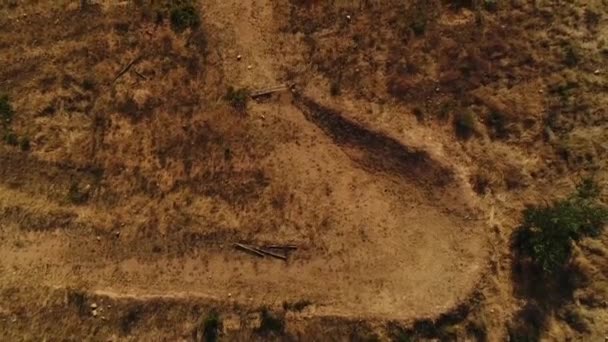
113;54;144;84
132;69;147;80
255;247;287;260
234;243;265;258
264;245;298;250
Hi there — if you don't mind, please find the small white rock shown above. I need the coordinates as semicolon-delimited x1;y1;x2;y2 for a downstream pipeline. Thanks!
247;65;252;70
96;236;101;241
90;303;98;309
92;309;98;317
594;69;601;75
237;55;242;61
346;15;351;20
228;293;232;297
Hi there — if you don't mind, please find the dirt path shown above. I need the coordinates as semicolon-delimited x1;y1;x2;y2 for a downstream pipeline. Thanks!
0;0;489;326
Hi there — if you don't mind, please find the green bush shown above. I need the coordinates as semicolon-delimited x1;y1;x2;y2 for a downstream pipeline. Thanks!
170;5;201;32
224;86;249;112
488;111;507;138
483;0;498;11
68;183;89;204
516;179;608;274
19;136;30;151
203;312;222;342
0;95;14;127
4;131;18;146
454;110;476;138
257;308;284;336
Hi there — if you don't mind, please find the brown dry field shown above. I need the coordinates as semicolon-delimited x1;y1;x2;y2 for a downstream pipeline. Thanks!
0;0;607;341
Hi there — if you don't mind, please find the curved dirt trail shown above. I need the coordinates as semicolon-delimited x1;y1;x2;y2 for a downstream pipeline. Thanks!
0;0;489;323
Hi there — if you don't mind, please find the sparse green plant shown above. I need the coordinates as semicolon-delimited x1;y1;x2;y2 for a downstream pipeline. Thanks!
410;16;426;36
82;78;96;91
257;308;284;336
483;0;497;12
563;45;579;67
19;136;30;151
224;86;249;112
454;110;476;138
68;182;89;204
203;311;222;342
488;111;507;138
4;131;18;146
0;95;14;128
170;5;201;32
330;80;341;96
515;179;608;274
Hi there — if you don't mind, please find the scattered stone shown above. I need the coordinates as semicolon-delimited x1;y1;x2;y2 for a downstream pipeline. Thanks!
228;293;232;297
346;15;351;20
96;236;101;241
594;69;601;75
237;54;242;61
114;231;120;238
91;303;98;309
92;309;98;317
247;65;253;70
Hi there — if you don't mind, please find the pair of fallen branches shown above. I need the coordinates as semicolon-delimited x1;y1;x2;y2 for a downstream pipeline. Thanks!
234;243;297;260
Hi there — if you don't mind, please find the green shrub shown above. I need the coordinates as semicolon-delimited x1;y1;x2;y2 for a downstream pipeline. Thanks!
4;131;18;146
224;86;249;112
0;95;14;127
488;111;507;138
82;78;96;91
410;17;426;36
483;0;497;11
454;110;476;138
203;312;222;342
257;308;284;336
19;136;30;151
563;45;579;67
170;5;200;32
68;183;89;204
330;80;341;96
516;179;608;274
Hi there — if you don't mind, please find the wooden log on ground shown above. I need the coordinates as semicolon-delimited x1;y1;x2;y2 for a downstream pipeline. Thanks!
234;243;265;258
250;85;289;98
264;245;298;250
255;247;288;260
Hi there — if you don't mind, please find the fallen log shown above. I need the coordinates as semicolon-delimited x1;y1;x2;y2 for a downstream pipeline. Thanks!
264;245;298;250
113;54;144;83
234;243;265;258
255;247;288;260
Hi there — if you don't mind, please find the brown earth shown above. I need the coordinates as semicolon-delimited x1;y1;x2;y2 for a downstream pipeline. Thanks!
0;0;607;341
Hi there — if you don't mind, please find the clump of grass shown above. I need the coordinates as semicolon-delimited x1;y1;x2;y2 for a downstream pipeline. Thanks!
68;182;89;204
203;311;222;342
170;5;201;32
454;110;476;139
483;0;497;12
515;178;608;274
257;308;284;336
82;78;96;91
563;45;579;67
488;111;507;138
3;131;18;146
224;86;249;112
330;80;341;96
0;95;14;128
19;136;30;151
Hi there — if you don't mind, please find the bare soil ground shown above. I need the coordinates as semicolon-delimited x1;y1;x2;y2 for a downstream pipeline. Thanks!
0;0;607;341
